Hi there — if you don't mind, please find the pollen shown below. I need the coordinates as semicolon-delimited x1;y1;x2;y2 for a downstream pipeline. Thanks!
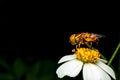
74;48;100;63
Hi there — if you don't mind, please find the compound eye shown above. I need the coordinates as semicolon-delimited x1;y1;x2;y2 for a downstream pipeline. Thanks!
69;34;76;45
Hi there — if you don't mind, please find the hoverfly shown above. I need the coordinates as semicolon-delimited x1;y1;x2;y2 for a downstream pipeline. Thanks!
69;32;105;48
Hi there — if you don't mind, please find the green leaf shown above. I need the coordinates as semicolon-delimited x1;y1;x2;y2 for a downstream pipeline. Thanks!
38;60;56;80
31;61;41;76
26;61;41;80
0;58;10;71
41;60;56;75
0;73;14;80
13;58;26;79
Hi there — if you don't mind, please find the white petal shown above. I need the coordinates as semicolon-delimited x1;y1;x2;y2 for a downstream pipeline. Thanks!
58;54;76;64
99;59;107;63
83;63;111;80
96;60;116;79
56;59;83;78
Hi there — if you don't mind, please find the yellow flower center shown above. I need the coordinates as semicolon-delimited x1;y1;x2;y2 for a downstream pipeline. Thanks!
75;48;100;63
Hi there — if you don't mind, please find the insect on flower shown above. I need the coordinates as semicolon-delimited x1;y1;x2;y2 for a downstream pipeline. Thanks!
56;48;116;80
69;32;105;48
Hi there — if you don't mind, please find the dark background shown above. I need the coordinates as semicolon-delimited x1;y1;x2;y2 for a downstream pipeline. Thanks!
0;0;8;24
0;16;8;24
0;0;8;12
0;2;120;79
2;28;119;60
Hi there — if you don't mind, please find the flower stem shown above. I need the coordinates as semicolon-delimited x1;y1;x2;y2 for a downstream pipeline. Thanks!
108;42;120;66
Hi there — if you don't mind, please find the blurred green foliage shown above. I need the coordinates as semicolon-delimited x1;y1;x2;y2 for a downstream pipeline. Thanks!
0;57;61;80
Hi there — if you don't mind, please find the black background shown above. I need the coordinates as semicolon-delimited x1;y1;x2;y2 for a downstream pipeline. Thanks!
0;3;120;64
0;0;8;12
0;3;120;79
0;0;8;24
1;27;120;62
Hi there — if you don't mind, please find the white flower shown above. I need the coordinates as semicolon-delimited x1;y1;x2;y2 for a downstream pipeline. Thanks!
56;48;116;80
